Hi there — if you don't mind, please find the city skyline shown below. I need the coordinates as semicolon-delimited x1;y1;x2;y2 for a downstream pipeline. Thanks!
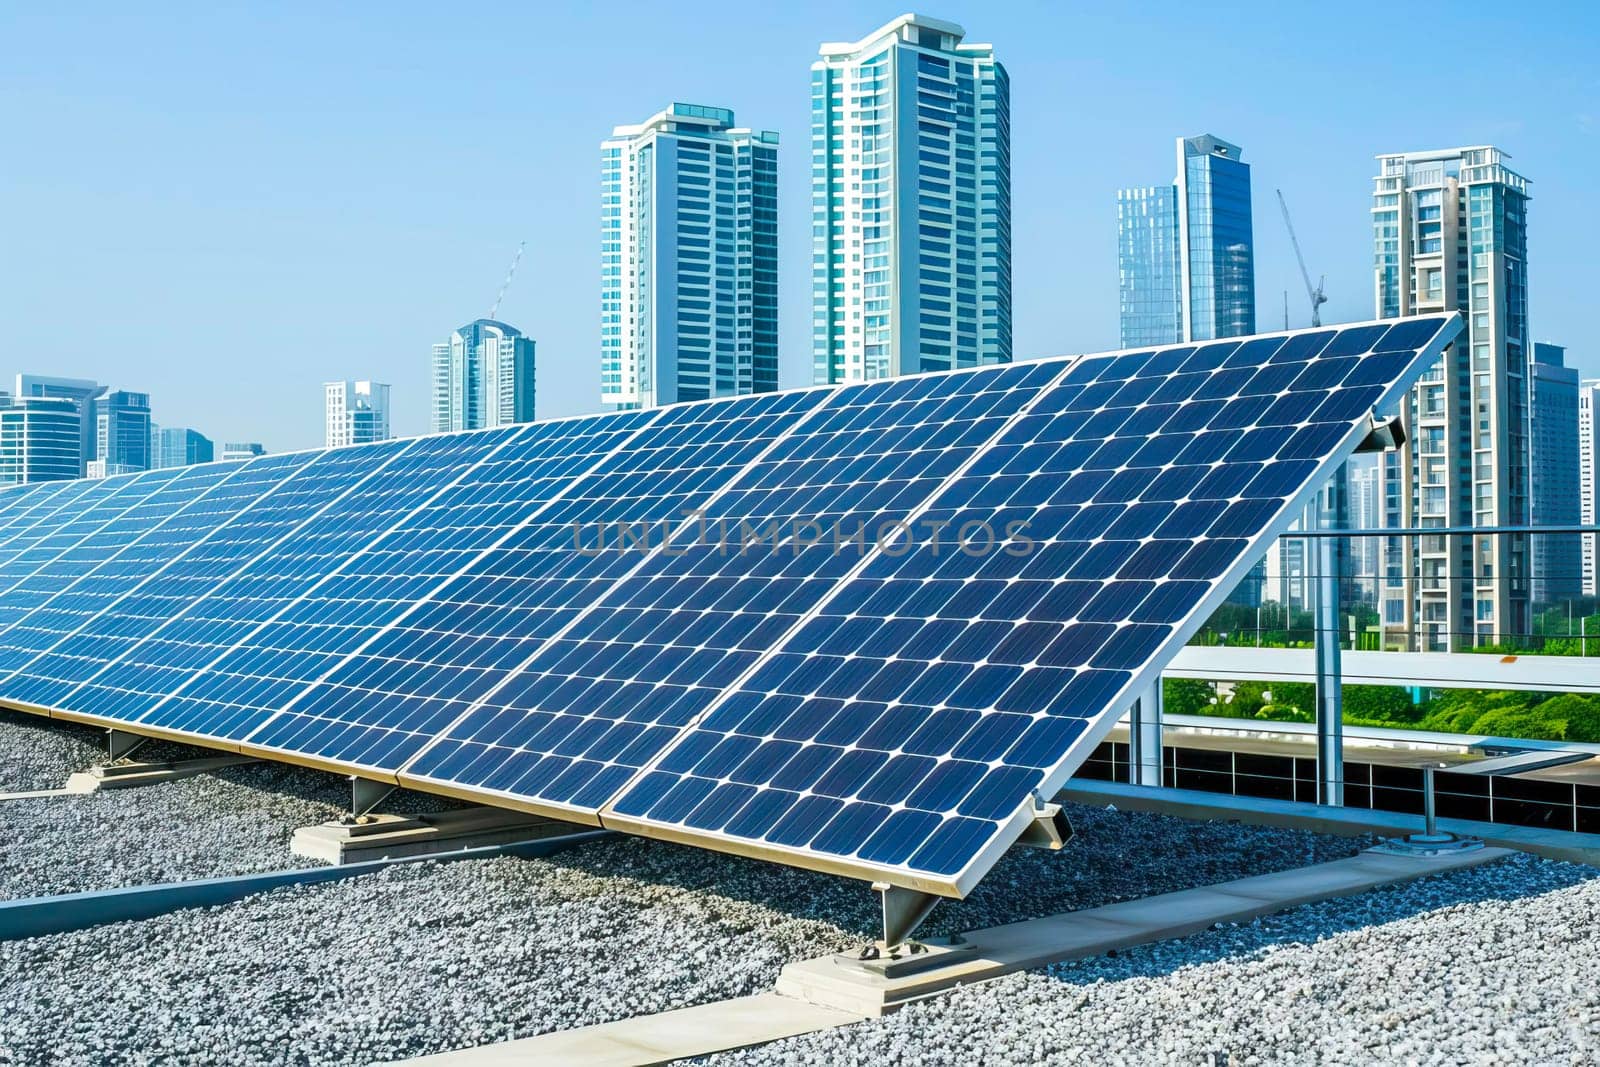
3;3;1597;449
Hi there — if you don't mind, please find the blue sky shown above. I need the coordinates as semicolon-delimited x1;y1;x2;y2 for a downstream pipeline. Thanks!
3;1;1597;451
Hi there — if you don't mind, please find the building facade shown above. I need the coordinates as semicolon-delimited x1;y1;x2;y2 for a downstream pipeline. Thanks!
90;390;152;477
0;394;82;484
153;427;215;469
1529;344;1579;606
1117;135;1254;348
221;442;267;462
431;319;536;432
325;380;392;448
13;374;104;476
812;13;1011;384
1373;146;1531;649
602;104;778;409
1580;378;1599;597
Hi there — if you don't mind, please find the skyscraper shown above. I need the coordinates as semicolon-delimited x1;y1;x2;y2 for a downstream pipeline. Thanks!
221;442;267;462
152;427;215;469
13;374;104;476
324;380;392;448
1373;146;1531;649
431;320;536;432
0;393;81;484
1578;377;1599;597
812;13;1010;384
1348;459;1383;592
602;104;778;409
1529;344;1579;606
89;390;152;477
1118;135;1255;347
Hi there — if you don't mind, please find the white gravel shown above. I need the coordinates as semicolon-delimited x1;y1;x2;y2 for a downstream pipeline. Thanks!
721;852;1600;1066
1;777;1365;1065
0;713;453;898
10;712;1592;1066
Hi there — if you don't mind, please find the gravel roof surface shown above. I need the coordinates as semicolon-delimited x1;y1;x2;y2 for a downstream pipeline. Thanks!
0;714;450;898
719;852;1600;1066
2;727;1366;1067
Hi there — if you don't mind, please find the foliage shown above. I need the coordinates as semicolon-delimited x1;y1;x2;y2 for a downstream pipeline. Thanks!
1162;677;1216;716
1341;685;1419;723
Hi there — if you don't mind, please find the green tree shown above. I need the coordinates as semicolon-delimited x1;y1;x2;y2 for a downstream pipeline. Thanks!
1162;677;1216;716
1343;685;1420;725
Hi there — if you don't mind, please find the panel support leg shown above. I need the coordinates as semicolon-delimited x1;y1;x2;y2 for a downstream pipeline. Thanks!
871;882;940;953
1311;484;1343;807
1128;681;1164;787
347;776;396;821
107;728;149;762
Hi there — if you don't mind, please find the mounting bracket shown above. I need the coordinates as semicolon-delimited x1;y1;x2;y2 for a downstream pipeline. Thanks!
345;776;396;822
107;728;149;762
1355;414;1406;454
1015;800;1074;851
869;881;941;952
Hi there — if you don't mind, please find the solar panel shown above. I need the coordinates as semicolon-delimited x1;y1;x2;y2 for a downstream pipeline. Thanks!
600;315;1460;894
0;314;1460;901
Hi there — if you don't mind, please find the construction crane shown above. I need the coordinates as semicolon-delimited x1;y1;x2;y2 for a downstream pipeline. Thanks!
1275;189;1327;327
488;241;525;321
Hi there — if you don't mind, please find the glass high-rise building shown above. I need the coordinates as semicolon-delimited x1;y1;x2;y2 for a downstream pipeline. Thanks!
0;393;81;484
1118;135;1254;347
1529;344;1579;606
431;320;536;433
222;442;267;462
601;104;778;409
90;390;152;477
13;374;104;476
152;427;215;469
325;379;392;448
812;14;1010;384
1373;146;1531;649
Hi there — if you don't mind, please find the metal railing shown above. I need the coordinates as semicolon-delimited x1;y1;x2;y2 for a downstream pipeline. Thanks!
1193;525;1600;656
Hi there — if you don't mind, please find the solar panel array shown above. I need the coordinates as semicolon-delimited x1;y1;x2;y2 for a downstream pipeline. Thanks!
0;314;1460;896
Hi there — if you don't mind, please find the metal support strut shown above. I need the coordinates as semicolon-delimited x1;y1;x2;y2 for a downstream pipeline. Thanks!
1370;763;1484;856
346;776;396;822
1129;681;1164;787
107;728;149;762
1310;480;1343;807
870;882;941;954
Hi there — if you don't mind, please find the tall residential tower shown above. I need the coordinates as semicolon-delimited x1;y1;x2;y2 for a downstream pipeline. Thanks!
812;14;1011;384
601;104;778;409
325;380;392;448
431;320;536;433
1118;135;1255;347
1580;377;1599;597
1528;344;1579;606
1373;146;1531;649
